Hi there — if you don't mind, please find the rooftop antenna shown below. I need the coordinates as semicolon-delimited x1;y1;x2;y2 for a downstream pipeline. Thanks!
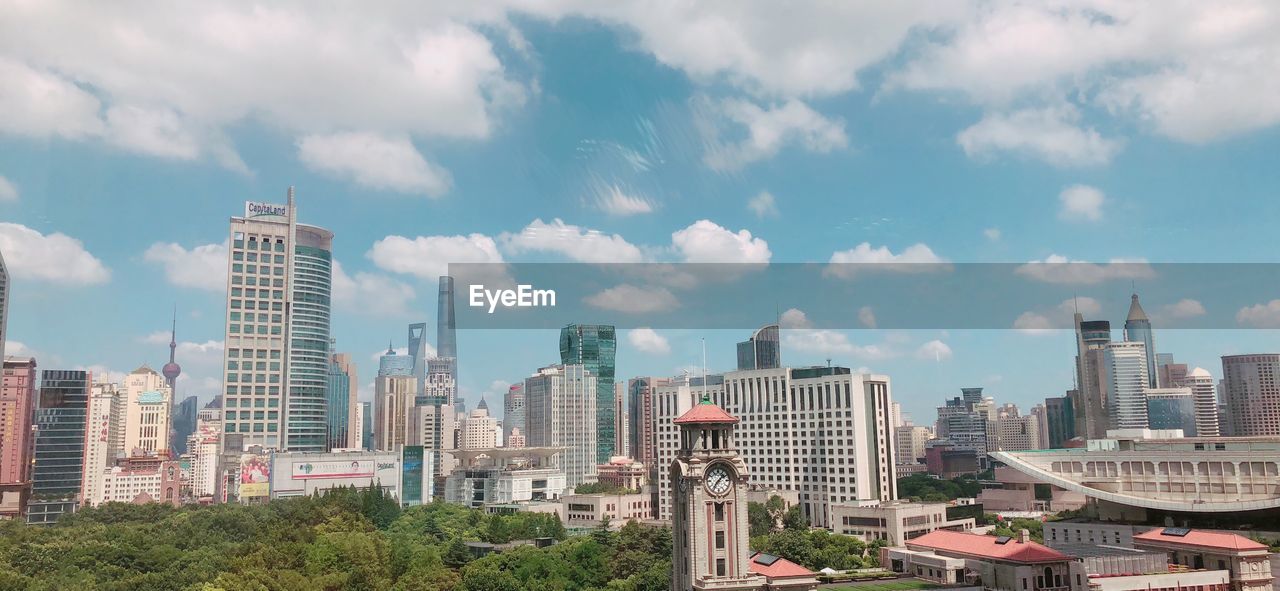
701;337;708;402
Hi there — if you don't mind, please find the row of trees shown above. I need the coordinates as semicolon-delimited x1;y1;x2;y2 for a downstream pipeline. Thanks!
0;486;669;591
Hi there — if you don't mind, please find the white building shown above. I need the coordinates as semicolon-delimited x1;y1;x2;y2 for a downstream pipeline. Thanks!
443;447;566;508
831;500;976;545
92;460;182;507
653;366;896;528
895;425;932;464
987;413;1043;452
269;449;431;503
1186;367;1221;437
221;193;334;452
188;408;222;498
563;491;651;528
1105;341;1151;430
123;366;172;456
82;382;125;505
524;364;597;490
460;400;498;450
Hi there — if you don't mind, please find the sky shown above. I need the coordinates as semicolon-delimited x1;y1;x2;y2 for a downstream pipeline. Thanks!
3;2;1280;426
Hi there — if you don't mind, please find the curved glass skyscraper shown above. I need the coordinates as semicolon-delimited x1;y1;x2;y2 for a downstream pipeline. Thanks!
288;223;333;452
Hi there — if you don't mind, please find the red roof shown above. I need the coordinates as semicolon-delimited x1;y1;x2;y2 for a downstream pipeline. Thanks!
673;400;739;424
1133;529;1268;552
747;552;814;579
908;530;1069;564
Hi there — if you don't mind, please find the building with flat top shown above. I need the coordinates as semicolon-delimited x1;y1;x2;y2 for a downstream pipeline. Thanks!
1221;355;1280;436
892;529;1088;591
1132;528;1272;591
560;324;616;463
831;501;976;545
0;356;36;487
524;364;597;490
27;369;91;525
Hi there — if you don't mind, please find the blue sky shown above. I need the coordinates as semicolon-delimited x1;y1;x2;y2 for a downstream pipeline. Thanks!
3;3;1280;425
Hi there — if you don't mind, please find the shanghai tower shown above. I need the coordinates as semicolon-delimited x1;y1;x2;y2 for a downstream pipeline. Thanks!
437;276;456;359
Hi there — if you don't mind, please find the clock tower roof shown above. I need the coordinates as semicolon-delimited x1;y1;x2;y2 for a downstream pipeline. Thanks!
674;394;739;425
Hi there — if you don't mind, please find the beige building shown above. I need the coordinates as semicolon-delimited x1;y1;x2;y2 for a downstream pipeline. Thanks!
82;382;125;505
831;501;976;545
987;413;1043;452
1132;529;1273;591
563;491;652;528
123;366;172;456
596;456;647;491
977;466;1086;512
91;459;182;507
524;364;597;490
896;425;932;464
459;401;498;450
188;407;222;498
374;373;416;450
891;529;1089;591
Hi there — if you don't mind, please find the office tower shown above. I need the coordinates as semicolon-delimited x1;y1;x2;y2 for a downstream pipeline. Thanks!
189;406;222;498
627;376;672;472
1123;293;1158;389
524;364;598;490
161;309;182;394
459;399;498;449
735;323;780;370
653;367;896;528
221;190;334;452
895;425;931;464
408;322;428;391
375;369;417;451
326;345;357;450
1;357;36;485
123;366;172;456
1156;353;1189;388
437;277;456;359
986;413;1042;451
559;324;616;463
171;396;198;456
1043;394;1076;448
1029;403;1050;450
82;382;125;505
0;249;8;363
1145;387;1196;435
1073;314;1112;439
1185;367;1221;437
935;389;994;458
423;357;456;405
27;369;91;524
1220;354;1280;436
1104;341;1150;430
503;383;524;446
359;402;372;450
613;382;628;458
890;402;905;428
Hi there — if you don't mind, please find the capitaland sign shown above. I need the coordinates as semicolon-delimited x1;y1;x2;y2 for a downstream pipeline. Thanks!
244;201;289;219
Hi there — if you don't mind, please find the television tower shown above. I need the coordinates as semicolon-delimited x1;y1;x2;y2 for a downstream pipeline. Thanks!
161;306;182;392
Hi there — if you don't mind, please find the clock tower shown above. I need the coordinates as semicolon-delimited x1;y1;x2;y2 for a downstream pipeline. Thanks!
671;394;764;591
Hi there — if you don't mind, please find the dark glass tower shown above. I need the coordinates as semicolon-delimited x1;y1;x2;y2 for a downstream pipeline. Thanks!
735;324;780;370
437;277;456;359
27;369;91;525
560;324;617;463
1124;293;1158;388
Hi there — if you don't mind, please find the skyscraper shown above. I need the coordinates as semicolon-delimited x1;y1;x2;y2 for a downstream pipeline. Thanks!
0;356;37;485
82;382;124;507
171;396;198;456
626;376;673;472
502;383;524;446
0;249;8;363
359;401;372;450
1220;354;1280;436
122;366;173;456
1073;314;1112;439
161;308;182;393
220;190;334;452
559;324;616;463
437;277;456;359
524;364;598;489
28;369;91;524
1104;341;1150;430
735;323;780;370
1145;387;1196;435
1185;367;1221;437
1124;293;1158;389
408;322;428;392
1043;394;1075;448
459;399;498;450
375;346;416;450
326;344;357;450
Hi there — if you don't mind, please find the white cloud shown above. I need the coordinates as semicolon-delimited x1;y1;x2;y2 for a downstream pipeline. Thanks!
500;218;644;263
671;220;771;263
1013;297;1101;334
858;306;877;329
1236;300;1280;328
699;97;847;171
984;227;1001;241
782;329;891;360
747;191;779;218
825;242;947;279
4;341;32;357
1158;298;1207;320
627;328;671;355
105;105;202;161
1014;255;1154;285
0;176;18;202
1058;184;1106;222
595;185;654;216
779;307;812;329
916;339;952;361
143;241;227;291
332;261;416;317
296;132;452;196
1012;312;1056;334
0;223;110;285
957;106;1122;167
0;57;104;140
583;284;679;314
367;233;503;279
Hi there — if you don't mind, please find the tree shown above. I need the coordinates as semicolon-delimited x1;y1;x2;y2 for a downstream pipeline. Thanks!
443;537;472;569
747;502;772;537
782;505;808;531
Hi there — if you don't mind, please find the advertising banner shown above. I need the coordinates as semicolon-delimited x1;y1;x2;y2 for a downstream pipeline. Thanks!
239;454;270;498
292;460;377;480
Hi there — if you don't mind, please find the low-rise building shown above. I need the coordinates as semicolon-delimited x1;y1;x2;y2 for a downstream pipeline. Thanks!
562;491;651;528
978;466;1086;512
1132;528;1273;591
887;529;1089;591
1044;521;1142;549
92;459;182;507
831;501;977;545
595;456;646;491
443;447;566;509
269;449;431;506
747;552;819;591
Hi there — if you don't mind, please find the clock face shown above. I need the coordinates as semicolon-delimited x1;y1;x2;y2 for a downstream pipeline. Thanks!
705;465;733;495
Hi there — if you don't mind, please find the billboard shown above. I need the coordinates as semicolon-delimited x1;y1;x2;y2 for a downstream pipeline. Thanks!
239;454;271;498
291;460;380;480
401;446;424;506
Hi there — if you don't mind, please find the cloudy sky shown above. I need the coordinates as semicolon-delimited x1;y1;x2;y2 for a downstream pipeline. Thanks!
4;2;1280;424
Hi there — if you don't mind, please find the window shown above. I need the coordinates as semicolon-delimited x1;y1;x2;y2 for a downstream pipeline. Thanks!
716;559;726;577
714;503;725;521
715;531;725;549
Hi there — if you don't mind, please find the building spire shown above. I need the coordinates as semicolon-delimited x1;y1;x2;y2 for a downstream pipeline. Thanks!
161;304;183;392
1126;292;1149;322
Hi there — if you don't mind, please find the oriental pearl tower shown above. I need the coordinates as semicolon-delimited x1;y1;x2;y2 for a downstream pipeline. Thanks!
161;306;182;393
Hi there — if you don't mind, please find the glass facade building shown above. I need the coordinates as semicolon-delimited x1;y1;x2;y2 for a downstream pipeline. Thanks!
326;355;352;450
559;324;616;463
28;369;91;525
1146;389;1197;436
736;323;780;370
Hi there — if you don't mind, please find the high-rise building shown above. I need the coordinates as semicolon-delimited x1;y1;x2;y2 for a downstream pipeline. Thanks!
736;323;780;370
986;413;1042;451
188;405;221;498
437;277;456;359
895;425;931;464
408;322;428;392
1156;353;1189;389
28;369;91;524
220;190;334;452
626;376;673;473
1185;367;1221;437
423;357;456;406
122;366;172;457
653;367;896;527
171;395;198;456
935;389;994;459
1220;354;1280;436
374;363;417;451
1073;315;1112;439
1104;341;1150;430
502;383;524;446
613;382;628;459
326;345;358;450
1123;293;1158;389
524;364;598;490
82;382;125;506
559;324;616;463
0;357;37;486
0;249;8;363
1043;394;1076;448
161;309;182;394
459;399;498;450
358;402;372;450
1145;387;1196;435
